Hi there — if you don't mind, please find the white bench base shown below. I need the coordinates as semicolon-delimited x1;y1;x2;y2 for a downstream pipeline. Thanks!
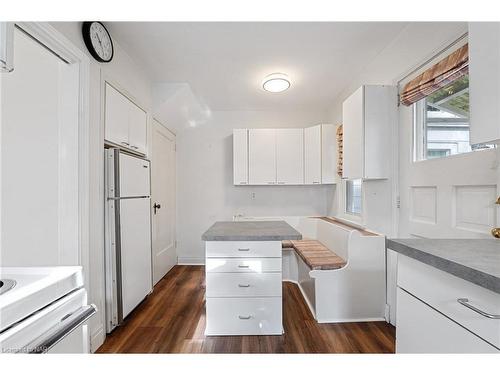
243;216;387;324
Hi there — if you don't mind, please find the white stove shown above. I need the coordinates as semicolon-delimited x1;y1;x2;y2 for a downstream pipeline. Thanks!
0;267;96;353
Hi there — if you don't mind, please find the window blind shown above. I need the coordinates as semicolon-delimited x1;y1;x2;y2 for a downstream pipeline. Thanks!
400;43;468;106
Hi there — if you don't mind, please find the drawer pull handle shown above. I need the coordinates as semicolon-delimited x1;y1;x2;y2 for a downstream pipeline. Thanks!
238;248;250;251
238;315;252;320
457;298;500;319
238;284;250;288
238;265;249;268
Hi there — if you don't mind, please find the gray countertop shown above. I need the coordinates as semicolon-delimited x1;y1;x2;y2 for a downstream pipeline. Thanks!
387;238;500;294
202;221;302;241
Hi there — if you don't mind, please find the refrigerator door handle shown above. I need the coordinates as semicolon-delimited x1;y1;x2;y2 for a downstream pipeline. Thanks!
108;196;150;200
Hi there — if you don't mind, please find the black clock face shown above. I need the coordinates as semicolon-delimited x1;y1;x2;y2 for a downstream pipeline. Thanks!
82;22;114;63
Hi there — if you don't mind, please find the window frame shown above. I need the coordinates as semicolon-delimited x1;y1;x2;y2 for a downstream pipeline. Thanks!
344;178;362;217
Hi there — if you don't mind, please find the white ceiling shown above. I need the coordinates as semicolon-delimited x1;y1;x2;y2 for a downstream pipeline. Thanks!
108;22;412;112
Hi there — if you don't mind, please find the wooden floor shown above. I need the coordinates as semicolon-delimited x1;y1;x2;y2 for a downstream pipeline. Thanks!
97;266;395;353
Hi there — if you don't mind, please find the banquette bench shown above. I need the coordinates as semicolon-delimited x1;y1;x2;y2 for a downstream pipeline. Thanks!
238;216;387;323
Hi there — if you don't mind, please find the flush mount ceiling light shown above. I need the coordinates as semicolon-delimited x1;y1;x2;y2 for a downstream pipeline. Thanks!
262;73;291;93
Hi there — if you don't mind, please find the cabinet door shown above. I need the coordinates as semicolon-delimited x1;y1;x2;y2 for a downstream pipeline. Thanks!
248;129;276;185
396;288;498;353
105;83;130;147
342;86;364;179
233;129;248;185
469;22;500;144
128;101;147;154
276;128;304;185
321;124;336;184
304;125;321;184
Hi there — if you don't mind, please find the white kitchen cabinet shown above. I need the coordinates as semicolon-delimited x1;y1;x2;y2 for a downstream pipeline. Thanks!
396;288;498;353
235;125;336;186
469;22;500;145
233;129;248;185
395;254;500;353
105;82;147;155
128;102;148;154
276;128;304;185
304;125;322;184
342;85;396;179
205;240;283;336
248;129;276;185
321;124;337;184
105;82;130;147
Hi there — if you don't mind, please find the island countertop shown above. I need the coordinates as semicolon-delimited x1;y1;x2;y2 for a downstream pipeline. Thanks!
202;221;302;241
387;238;500;294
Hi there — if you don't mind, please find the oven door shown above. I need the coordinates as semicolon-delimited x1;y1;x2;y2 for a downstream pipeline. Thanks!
0;288;96;353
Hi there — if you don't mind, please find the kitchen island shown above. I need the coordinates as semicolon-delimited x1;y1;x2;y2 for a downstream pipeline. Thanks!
202;221;302;336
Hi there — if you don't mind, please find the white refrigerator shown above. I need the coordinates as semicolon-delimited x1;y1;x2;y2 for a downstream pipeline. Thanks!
105;148;152;333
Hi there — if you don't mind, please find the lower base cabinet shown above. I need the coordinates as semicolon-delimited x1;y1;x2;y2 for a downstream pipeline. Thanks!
396;288;498;353
395;255;500;353
205;240;283;336
205;297;282;336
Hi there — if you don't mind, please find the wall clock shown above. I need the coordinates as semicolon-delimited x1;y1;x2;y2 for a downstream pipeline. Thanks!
82;22;114;63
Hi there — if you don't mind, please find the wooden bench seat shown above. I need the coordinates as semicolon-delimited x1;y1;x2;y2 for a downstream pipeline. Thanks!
282;239;347;270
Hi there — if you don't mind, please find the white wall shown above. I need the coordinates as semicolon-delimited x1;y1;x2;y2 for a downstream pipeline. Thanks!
50;22;152;352
176;110;335;264
327;22;468;236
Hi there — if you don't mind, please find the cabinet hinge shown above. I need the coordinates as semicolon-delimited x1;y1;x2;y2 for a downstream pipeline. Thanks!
396;196;401;209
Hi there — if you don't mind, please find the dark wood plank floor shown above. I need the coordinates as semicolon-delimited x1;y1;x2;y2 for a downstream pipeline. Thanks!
97;265;395;353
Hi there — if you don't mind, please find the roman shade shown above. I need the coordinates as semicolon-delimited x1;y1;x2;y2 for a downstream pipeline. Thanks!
400;44;469;106
336;125;343;177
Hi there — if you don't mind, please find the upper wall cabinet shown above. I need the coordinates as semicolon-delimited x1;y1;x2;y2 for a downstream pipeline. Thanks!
342;85;396;180
233;129;248;185
105;82;147;155
469;22;500;145
276;128;304;185
248;129;277;185
234;125;336;186
304;125;322;184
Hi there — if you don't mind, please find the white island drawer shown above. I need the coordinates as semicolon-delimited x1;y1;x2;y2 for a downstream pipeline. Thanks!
205;297;282;335
398;255;500;349
206;258;282;273
206;272;282;297
205;241;282;258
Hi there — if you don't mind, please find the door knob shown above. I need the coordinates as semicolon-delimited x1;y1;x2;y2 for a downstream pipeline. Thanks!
153;203;161;214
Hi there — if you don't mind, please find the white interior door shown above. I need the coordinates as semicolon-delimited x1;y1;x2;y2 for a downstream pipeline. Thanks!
151;120;177;285
1;26;80;266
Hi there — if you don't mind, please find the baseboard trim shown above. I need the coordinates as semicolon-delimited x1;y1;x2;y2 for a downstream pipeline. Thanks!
316;317;386;323
90;324;105;353
178;257;205;265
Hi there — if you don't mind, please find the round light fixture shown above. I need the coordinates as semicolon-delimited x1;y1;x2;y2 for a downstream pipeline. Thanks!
262;73;291;93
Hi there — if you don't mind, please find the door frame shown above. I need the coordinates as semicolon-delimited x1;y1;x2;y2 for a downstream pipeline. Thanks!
151;118;176;283
14;22;91;290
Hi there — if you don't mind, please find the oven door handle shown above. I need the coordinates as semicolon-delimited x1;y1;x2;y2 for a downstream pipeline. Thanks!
27;304;97;354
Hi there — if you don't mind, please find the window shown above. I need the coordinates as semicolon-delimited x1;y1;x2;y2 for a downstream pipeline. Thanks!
345;179;362;215
414;74;495;161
